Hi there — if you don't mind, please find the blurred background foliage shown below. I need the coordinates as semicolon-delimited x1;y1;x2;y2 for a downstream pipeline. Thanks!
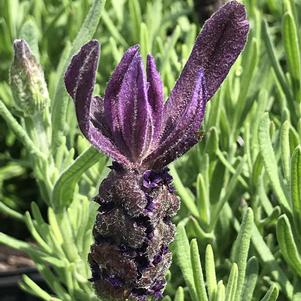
1;0;301;300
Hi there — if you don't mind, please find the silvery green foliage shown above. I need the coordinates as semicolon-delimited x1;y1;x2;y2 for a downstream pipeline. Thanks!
0;0;301;300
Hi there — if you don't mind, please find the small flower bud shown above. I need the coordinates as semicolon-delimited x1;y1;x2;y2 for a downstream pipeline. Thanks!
10;39;49;116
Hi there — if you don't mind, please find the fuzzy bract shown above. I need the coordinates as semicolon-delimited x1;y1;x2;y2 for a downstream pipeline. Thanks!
65;1;249;171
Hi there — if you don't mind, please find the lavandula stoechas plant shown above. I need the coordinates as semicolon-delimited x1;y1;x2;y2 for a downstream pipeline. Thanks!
64;2;249;300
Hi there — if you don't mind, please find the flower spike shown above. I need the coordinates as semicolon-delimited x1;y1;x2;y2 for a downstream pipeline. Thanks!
64;2;249;300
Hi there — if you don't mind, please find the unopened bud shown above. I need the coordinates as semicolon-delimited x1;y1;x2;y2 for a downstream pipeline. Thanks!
10;39;49;116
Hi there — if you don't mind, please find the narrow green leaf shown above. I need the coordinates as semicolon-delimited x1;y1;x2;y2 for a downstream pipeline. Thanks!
35;264;70;301
259;206;281;227
252;225;293;298
190;217;215;240
50;42;71;99
128;0;142;42
258;113;291;212
216;281;225;301
20;275;61;301
283;0;298;28
225;263;238;301
0;233;65;268
175;224;198;301
175;287;185;301
31;202;45;225
111;0;125;23
282;13;301;88
62;147;75;170
24;212;52;253
0;232;32;251
190;239;208;301
0;99;44;160
160;25;181;78
233;208;254;300
48;208;63;245
252;153;264;187
0;201;23;221
291;146;301;235
101;10;128;47
109;37;122;63
170;165;199;218
196;174;210;226
276;215;301;276
280;121;291;182
211;158;245;230
205;127;219;155
289;126;299;155
260;284;279;301
258;175;274;215
206;245;217;300
57;211;79;262
250;89;270;161
234;38;258;129
262;21;294;104
52;146;105;210
216;150;248;188
241;257;259;301
206;90;222;129
140;22;150;63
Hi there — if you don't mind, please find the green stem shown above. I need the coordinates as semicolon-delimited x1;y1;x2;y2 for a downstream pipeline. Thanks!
0;99;45;159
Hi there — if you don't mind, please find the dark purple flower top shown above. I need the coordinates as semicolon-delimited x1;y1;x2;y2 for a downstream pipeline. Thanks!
64;1;249;170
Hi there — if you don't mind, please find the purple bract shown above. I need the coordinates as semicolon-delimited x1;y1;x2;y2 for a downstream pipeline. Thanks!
64;1;249;171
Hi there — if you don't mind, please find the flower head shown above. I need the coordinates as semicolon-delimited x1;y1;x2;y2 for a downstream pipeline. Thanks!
65;1;249;170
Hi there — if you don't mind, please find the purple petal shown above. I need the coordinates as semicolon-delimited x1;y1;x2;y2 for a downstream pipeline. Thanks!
64;40;99;105
146;55;164;146
64;40;130;165
104;45;139;133
117;53;152;161
90;96;116;141
164;1;249;126
144;70;207;169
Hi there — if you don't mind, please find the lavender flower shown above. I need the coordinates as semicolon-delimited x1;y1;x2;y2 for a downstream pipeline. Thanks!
64;2;249;300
